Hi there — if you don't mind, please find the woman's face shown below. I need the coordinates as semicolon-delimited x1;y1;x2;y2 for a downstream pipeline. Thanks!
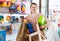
30;5;37;12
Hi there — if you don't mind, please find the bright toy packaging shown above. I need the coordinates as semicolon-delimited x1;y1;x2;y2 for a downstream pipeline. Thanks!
0;30;6;41
0;0;26;14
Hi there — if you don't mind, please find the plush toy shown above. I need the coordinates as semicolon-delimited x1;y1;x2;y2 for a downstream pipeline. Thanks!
11;0;16;3
0;15;4;23
2;2;7;7
38;16;46;26
0;1;3;6
6;16;11;21
17;6;21;11
9;3;16;13
7;1;11;7
21;4;26;13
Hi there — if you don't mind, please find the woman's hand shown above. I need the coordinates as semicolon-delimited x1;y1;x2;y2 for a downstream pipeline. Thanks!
45;20;51;28
37;20;51;30
36;22;45;30
40;25;45;29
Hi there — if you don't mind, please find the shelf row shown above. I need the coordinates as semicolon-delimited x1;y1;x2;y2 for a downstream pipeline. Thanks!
0;14;28;24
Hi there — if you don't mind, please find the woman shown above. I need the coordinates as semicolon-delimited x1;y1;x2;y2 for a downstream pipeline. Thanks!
25;3;51;40
16;3;51;41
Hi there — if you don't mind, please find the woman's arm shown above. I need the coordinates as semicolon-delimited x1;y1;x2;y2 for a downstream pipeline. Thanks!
44;20;51;28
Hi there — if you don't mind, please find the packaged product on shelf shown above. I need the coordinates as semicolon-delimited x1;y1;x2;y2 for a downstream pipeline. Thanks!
6;15;11;22
0;29;6;41
0;0;11;7
21;2;26;14
9;3;17;14
10;16;21;23
0;15;4;23
15;2;21;14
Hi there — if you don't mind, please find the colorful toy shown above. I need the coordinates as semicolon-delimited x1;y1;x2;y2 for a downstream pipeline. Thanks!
38;16;46;26
17;6;21;11
16;6;21;14
7;1;11;7
0;1;11;7
6;16;11;21
9;4;16;10
21;6;25;11
0;30;6;41
27;22;34;33
2;2;7;7
0;15;4;21
0;1;3;6
11;16;16;23
21;4;26;13
15;2;21;14
9;4;16;13
0;15;4;23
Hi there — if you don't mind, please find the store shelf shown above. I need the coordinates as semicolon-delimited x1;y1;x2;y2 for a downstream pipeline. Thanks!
11;14;28;17
0;23;11;26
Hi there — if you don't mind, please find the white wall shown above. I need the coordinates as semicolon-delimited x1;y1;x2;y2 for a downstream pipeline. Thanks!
41;0;47;16
49;0;60;21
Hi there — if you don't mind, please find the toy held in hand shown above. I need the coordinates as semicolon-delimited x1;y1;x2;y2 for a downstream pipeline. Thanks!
27;22;34;33
38;16;47;26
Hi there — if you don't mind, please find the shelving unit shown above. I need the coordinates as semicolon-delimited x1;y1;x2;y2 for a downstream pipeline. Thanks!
0;0;31;41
